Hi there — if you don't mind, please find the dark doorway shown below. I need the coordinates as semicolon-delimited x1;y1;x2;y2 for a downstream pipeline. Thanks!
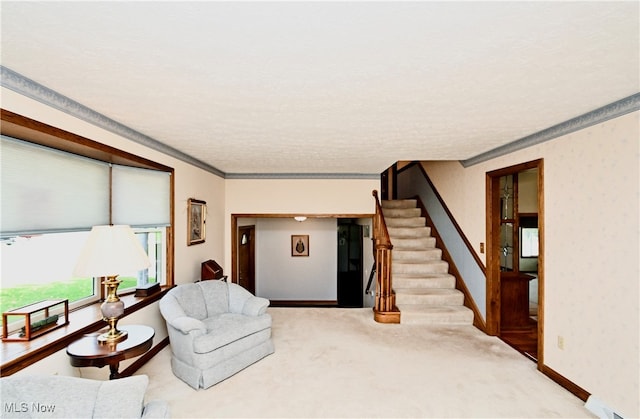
337;220;363;307
238;225;256;294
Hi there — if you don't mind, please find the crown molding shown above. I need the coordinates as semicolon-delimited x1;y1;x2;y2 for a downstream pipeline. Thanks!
461;93;640;167
225;172;380;180
5;65;635;176
1;66;226;178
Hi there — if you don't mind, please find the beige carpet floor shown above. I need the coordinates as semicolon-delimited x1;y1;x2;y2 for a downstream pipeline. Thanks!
139;307;594;418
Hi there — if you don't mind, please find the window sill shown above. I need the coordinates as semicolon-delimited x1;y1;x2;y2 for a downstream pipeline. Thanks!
0;286;170;377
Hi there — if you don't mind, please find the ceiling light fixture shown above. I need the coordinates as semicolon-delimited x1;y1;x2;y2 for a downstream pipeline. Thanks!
294;216;307;222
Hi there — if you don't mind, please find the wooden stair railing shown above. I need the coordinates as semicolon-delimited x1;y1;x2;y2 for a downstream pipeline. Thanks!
372;190;400;323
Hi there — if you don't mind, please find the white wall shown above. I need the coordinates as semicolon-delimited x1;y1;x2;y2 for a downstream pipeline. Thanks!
422;111;639;418
224;178;379;271
255;218;337;300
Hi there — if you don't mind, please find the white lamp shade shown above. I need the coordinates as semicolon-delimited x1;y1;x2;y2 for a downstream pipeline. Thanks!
74;225;150;277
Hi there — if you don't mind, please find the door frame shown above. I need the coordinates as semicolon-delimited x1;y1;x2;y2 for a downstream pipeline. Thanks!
486;159;544;365
230;213;372;286
237;225;256;294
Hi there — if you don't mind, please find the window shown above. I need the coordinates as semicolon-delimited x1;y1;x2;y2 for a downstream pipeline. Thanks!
0;116;173;331
520;227;539;258
0;228;167;323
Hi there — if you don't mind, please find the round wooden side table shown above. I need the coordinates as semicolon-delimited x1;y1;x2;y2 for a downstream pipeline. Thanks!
66;324;154;379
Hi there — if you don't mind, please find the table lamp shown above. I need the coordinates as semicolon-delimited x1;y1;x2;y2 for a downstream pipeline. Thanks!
74;225;150;343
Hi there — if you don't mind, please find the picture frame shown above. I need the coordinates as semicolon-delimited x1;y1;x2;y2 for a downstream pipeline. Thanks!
291;234;309;257
187;198;206;246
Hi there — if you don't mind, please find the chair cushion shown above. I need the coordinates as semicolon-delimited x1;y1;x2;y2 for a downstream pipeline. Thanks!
171;283;209;320
0;374;148;419
198;280;230;316
193;313;272;353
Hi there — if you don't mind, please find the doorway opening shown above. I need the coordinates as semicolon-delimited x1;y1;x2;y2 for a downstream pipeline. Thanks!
231;214;373;307
486;159;544;364
337;219;364;307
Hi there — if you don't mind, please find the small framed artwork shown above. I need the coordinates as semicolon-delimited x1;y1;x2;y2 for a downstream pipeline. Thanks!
187;198;206;246
291;235;309;257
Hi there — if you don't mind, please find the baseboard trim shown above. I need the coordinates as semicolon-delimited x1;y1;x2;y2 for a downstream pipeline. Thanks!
539;363;591;402
121;336;170;378
270;300;339;307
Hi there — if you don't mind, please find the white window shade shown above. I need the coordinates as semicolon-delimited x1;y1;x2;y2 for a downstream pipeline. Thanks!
1;136;110;236
111;165;170;227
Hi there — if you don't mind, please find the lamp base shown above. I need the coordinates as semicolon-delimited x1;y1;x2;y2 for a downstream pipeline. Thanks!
97;328;128;344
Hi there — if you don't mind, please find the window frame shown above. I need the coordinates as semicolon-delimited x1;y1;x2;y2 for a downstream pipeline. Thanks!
0;109;175;303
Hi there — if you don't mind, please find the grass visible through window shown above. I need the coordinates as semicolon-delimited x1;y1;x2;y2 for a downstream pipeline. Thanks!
0;277;139;326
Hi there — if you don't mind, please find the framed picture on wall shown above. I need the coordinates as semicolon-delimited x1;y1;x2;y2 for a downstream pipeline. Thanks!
291;235;309;257
188;198;206;245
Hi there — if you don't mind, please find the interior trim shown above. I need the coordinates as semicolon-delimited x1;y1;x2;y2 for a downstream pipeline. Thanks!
270;300;339;307
225;172;380;179
0;65;224;178
462;93;640;167
1;66;380;180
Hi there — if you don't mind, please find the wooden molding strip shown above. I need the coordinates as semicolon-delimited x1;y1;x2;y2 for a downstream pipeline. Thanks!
270;300;338;307
539;364;591;402
120;336;170;378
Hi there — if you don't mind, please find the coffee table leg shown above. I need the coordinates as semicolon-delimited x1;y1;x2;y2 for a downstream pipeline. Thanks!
109;362;121;380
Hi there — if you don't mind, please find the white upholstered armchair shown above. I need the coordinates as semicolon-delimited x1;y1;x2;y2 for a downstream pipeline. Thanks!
159;280;274;390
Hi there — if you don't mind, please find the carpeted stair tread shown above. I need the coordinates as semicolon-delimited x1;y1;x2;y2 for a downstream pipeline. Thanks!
382;199;417;209
393;260;449;275
393;273;456;289
387;226;432;239
391;237;436;250
382;207;422;218
385;217;426;228
393;248;442;262
394;288;464;305
397;305;474;325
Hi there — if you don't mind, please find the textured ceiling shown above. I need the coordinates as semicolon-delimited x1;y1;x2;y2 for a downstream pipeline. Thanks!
1;1;638;175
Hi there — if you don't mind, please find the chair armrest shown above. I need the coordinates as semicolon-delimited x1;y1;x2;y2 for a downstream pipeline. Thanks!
143;400;171;418
242;296;270;316
167;316;207;334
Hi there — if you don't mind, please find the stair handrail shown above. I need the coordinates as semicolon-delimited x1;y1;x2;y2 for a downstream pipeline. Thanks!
372;190;392;248
372;190;398;322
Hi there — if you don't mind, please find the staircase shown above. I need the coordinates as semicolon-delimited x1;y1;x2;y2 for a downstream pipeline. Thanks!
382;199;474;325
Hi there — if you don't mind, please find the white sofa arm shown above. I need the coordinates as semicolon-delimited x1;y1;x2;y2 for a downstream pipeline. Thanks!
242;296;270;316
168;316;206;334
142;399;171;418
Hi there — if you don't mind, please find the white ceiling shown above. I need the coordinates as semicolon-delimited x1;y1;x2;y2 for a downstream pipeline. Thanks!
1;1;638;176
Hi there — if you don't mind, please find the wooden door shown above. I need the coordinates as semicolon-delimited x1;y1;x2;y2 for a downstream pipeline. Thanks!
238;225;255;294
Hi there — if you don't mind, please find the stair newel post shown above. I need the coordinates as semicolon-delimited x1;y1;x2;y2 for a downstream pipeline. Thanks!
372;190;400;323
